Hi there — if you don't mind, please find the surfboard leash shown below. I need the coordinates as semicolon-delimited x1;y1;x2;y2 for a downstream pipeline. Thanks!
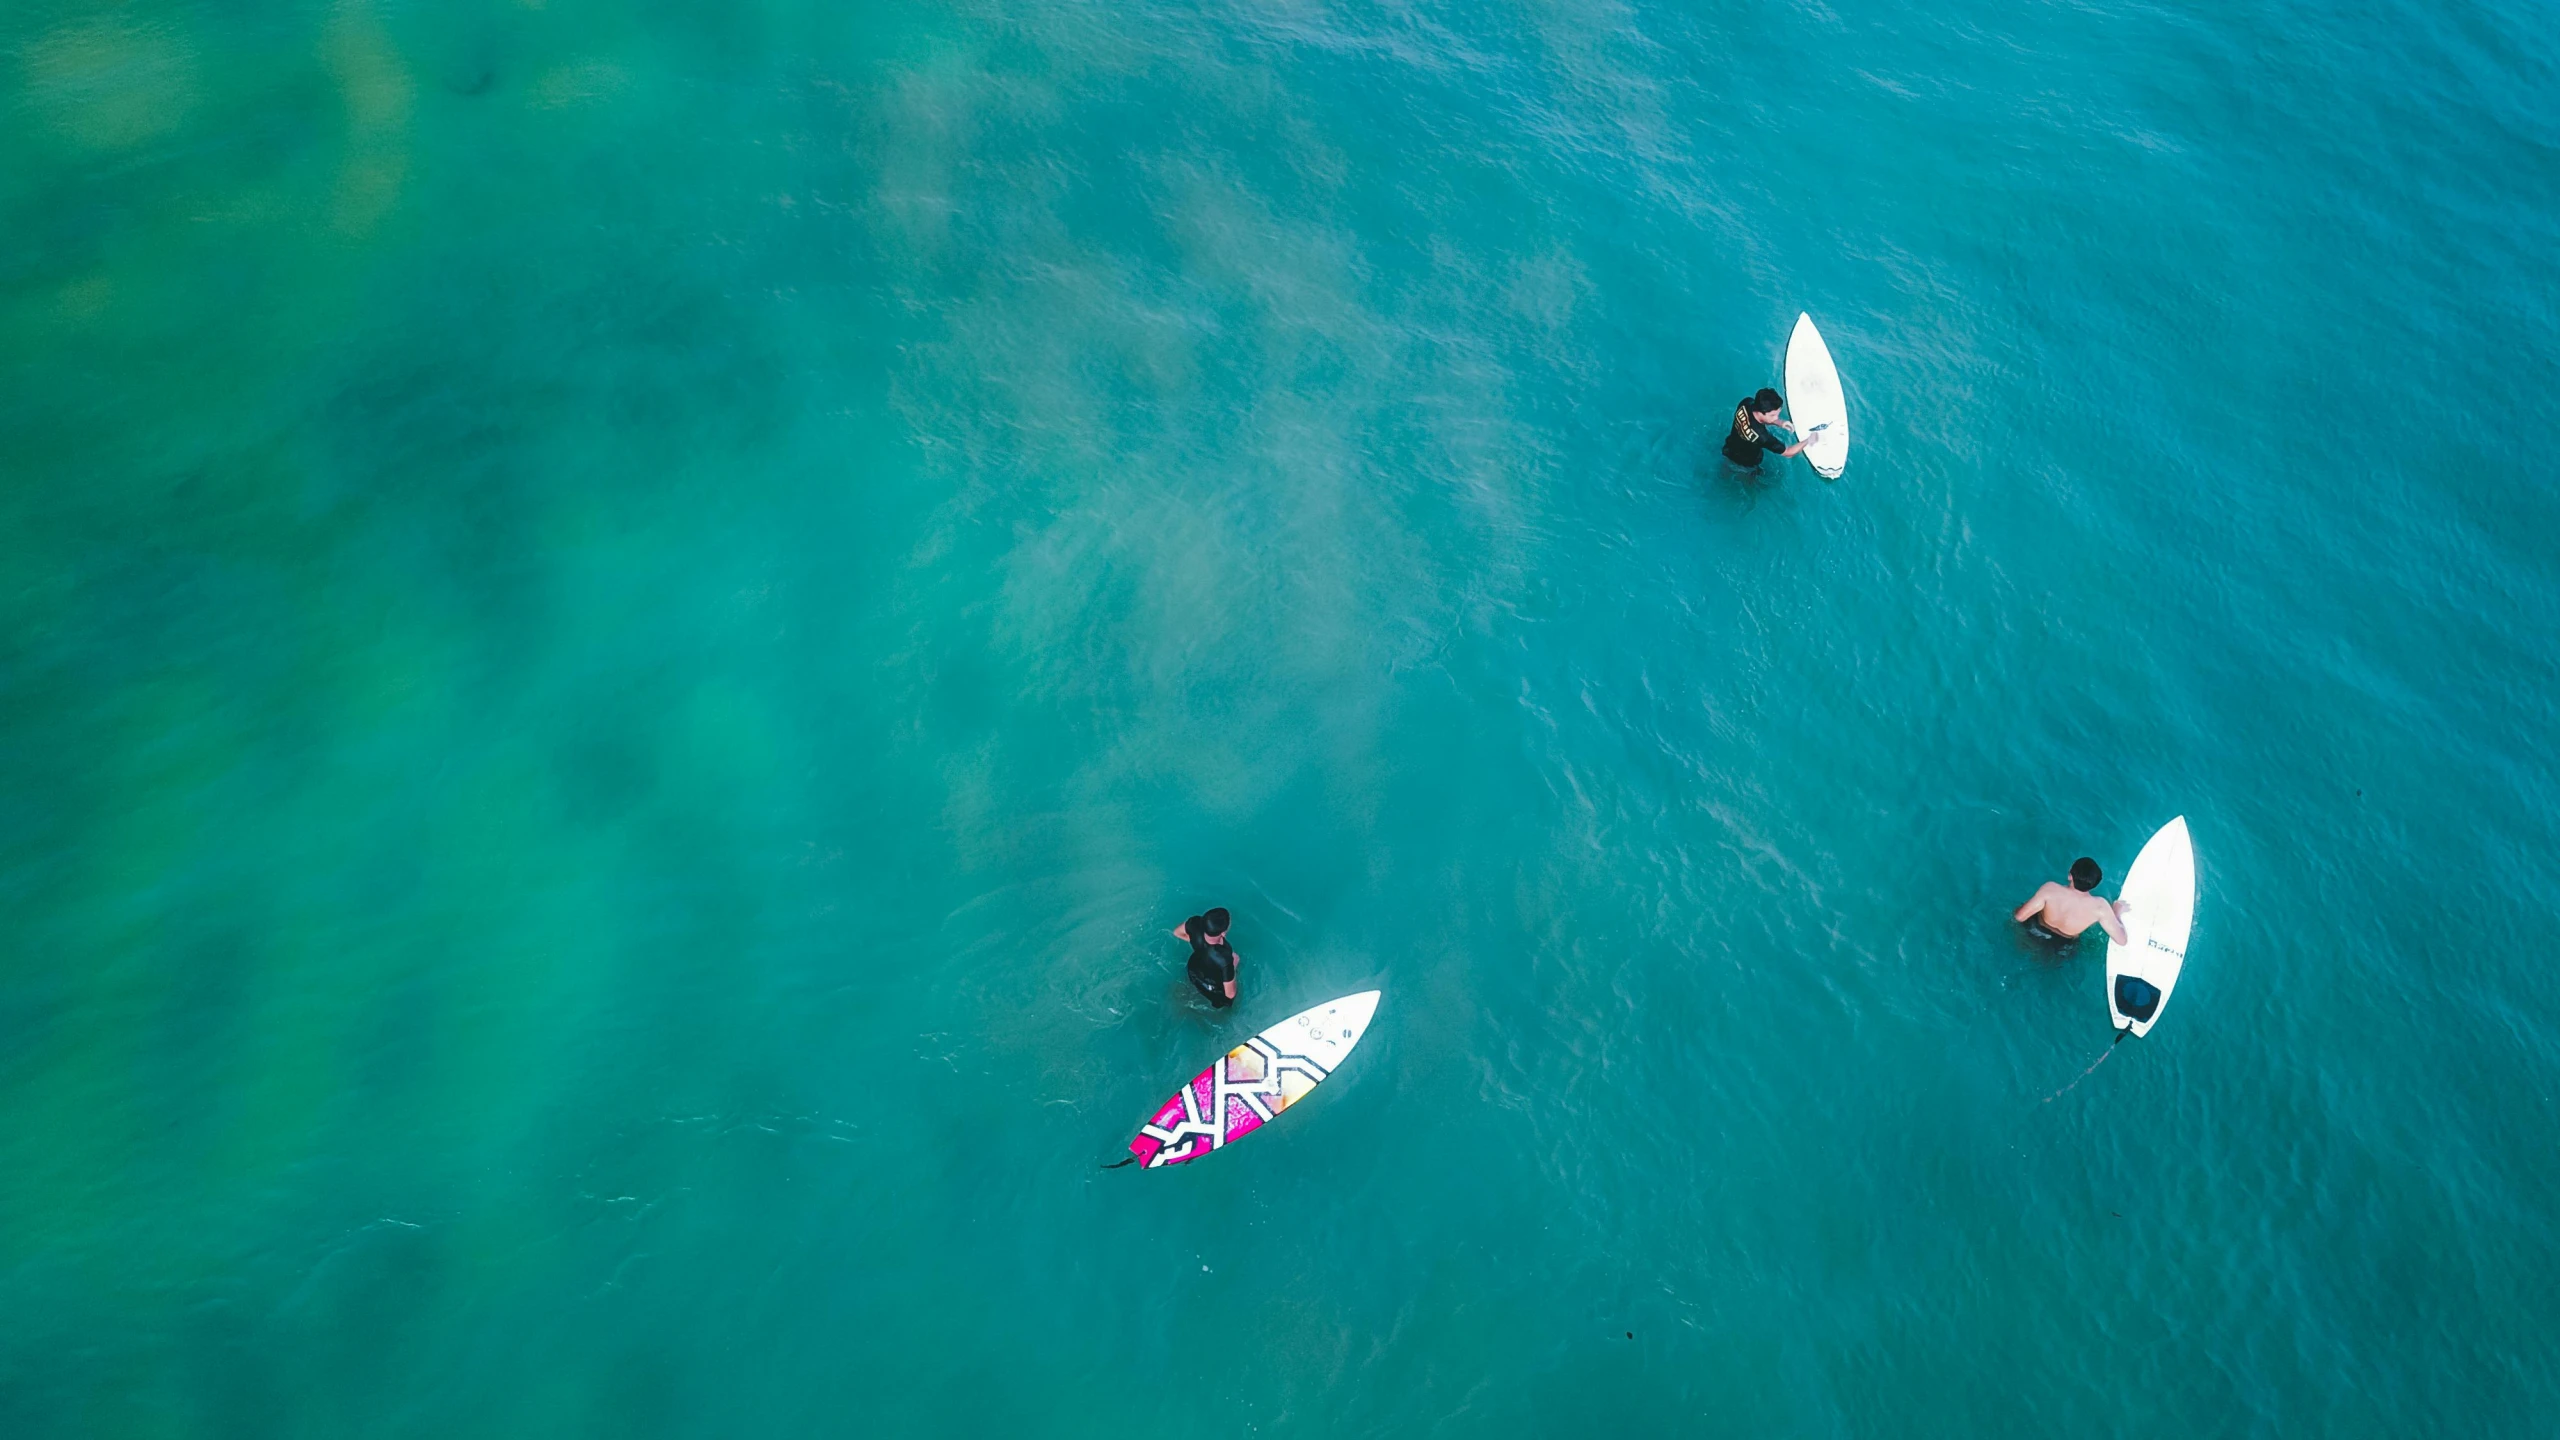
2040;1030;2127;1105
1100;1156;1137;1170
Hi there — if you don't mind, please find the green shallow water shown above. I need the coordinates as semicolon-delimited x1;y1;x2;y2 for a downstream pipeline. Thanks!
5;0;2559;1433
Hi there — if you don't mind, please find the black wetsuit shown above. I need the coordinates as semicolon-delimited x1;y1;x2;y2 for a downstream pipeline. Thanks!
1722;399;1788;468
1186;930;1237;1008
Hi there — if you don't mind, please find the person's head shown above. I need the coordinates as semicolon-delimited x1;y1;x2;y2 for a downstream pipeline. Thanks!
1203;906;1231;939
1186;914;1208;940
1751;387;1785;420
2069;857;2102;891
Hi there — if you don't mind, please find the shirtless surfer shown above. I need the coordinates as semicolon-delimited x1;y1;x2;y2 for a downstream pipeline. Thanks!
2014;857;2128;945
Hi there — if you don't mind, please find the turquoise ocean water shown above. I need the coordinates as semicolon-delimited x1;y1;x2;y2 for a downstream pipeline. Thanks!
6;0;2559;1432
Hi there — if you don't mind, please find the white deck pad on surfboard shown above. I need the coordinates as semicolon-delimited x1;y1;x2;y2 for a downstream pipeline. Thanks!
2107;817;2196;1038
1784;312;1849;480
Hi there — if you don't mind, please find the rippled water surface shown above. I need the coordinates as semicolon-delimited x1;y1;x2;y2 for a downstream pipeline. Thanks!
5;0;2558;1433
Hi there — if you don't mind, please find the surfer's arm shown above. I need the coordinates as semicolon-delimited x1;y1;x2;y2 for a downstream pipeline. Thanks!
2097;903;2128;947
2013;884;2057;924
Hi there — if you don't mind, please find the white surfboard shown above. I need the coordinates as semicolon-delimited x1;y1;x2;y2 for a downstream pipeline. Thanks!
1783;312;1849;479
2106;817;2196;1038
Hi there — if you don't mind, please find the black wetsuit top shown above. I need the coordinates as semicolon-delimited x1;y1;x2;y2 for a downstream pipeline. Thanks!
1186;930;1237;1008
1722;399;1788;467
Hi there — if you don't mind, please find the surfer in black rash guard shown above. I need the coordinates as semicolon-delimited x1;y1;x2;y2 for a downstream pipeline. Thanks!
1173;908;1240;1008
1722;387;1809;470
2014;857;2129;946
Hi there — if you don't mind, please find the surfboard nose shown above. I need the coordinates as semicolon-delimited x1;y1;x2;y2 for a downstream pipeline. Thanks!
1328;990;1382;1035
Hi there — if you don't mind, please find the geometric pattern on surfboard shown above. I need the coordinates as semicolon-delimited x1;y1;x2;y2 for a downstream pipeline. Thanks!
1128;991;1380;1169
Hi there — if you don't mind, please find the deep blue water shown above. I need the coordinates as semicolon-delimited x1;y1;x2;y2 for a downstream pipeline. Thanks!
5;0;2558;1433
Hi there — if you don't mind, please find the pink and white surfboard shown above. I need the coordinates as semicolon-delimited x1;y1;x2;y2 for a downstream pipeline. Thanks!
1127;991;1381;1168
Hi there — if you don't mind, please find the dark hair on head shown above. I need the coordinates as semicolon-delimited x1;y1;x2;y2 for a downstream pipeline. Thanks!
1753;387;1785;414
2069;857;2102;891
1203;907;1231;936
1186;914;1208;939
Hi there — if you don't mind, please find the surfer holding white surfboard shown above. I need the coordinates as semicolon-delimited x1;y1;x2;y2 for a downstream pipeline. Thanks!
2011;822;2195;1037
2030;820;2199;1101
1721;314;1851;479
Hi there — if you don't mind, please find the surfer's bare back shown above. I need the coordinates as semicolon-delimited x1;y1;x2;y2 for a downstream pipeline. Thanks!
2014;857;2128;945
